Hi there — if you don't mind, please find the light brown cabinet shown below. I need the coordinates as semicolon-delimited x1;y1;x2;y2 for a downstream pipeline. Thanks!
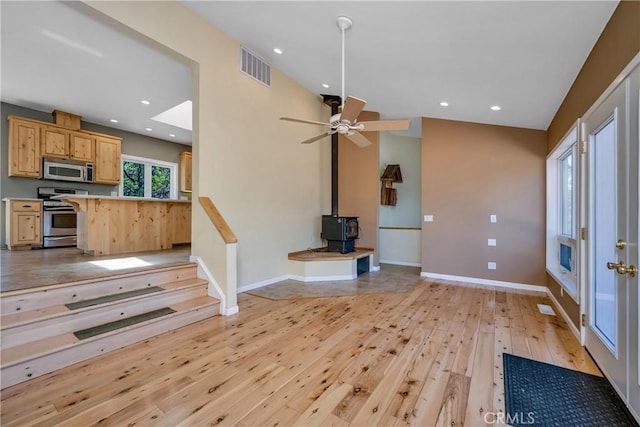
95;136;121;184
179;151;192;192
8;114;121;184
168;202;191;244
41;128;95;163
41;126;69;159
5;200;43;250
8;118;41;178
69;132;94;162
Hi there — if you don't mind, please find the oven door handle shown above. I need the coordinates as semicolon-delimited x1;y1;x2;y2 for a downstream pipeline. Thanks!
43;207;75;212
45;236;77;241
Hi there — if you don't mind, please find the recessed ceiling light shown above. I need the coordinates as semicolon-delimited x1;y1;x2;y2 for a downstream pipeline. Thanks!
439;101;449;107
322;83;330;89
169;134;176;137
273;48;283;55
145;127;152;131
141;100;151;105
491;105;501;111
110;119;118;123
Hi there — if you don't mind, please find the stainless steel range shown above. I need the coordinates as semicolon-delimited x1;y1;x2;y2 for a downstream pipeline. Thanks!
37;187;88;248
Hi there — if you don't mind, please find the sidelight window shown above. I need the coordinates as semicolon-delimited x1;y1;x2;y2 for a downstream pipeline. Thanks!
546;122;579;301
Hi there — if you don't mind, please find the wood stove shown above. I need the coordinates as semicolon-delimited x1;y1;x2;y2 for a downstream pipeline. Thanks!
321;215;359;253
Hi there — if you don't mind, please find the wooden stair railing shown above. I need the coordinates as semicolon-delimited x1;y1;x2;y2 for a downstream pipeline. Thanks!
198;197;238;244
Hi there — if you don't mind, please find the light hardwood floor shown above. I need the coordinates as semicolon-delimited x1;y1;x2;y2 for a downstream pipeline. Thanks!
0;246;191;292
0;277;600;426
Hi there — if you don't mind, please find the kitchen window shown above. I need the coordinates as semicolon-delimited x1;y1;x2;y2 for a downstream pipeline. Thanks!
120;155;177;199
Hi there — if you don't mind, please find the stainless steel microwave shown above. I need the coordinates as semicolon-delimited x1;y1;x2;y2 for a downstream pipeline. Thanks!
42;158;94;183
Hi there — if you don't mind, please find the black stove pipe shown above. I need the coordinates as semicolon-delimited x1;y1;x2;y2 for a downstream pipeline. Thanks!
322;94;341;217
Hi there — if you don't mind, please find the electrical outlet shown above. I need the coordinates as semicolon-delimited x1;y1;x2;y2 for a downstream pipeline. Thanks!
424;215;434;222
488;238;496;246
488;262;497;270
490;214;497;223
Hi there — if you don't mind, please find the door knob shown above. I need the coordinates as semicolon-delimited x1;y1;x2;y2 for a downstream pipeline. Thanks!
606;261;638;277
616;239;627;250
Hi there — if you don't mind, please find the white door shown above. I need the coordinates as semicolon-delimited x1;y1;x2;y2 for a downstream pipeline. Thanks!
583;64;639;419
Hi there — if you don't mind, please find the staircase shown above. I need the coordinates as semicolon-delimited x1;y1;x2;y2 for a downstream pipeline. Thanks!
0;263;219;389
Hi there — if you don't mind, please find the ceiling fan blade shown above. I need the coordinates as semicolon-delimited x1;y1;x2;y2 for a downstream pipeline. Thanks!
358;119;411;132
345;131;372;148
281;117;332;127
300;131;336;144
340;96;366;123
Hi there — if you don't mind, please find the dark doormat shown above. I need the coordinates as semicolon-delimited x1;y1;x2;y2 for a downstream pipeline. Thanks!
503;353;638;426
73;307;176;340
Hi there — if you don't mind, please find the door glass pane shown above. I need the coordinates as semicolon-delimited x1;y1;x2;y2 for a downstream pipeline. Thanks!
152;165;171;199
123;161;145;197
592;118;616;349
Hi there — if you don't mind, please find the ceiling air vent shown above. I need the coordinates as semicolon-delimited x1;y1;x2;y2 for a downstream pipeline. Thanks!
240;47;271;87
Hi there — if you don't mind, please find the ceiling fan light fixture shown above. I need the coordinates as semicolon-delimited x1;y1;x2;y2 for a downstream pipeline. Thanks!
279;15;409;147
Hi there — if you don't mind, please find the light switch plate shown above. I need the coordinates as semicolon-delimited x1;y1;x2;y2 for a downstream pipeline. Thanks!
488;262;497;270
488;238;496;246
490;214;497;223
424;215;434;222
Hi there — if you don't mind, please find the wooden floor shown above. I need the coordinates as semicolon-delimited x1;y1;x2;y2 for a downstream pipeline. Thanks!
0;246;191;292
0;274;600;426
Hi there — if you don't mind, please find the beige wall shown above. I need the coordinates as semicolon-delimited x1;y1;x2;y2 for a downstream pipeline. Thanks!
421;118;547;285
338;111;380;265
86;2;330;308
546;0;640;327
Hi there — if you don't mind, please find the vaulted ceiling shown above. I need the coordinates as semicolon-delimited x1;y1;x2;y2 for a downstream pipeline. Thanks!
1;1;618;141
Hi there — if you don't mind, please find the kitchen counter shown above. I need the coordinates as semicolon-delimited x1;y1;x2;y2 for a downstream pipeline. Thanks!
51;194;190;203
56;195;191;256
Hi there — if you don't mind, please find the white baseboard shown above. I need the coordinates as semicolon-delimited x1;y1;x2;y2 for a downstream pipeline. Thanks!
370;265;381;272
190;255;229;316
289;274;356;283
379;260;421;267
420;271;547;293
222;305;239;316
546;289;581;341
237;275;289;293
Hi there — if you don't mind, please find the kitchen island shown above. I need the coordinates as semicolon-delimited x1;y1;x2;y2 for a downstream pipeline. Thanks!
55;195;191;256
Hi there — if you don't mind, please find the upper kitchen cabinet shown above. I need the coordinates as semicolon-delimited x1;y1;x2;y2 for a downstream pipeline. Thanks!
41;126;69;159
179;151;192;192
41;127;95;162
8;116;41;178
95;136;122;184
7;111;122;184
69;132;94;162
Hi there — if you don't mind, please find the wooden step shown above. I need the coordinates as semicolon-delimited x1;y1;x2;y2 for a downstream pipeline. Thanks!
1;296;219;389
1;279;208;348
1;264;198;314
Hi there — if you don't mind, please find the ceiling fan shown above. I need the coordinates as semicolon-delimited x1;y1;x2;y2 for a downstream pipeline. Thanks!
280;16;410;147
